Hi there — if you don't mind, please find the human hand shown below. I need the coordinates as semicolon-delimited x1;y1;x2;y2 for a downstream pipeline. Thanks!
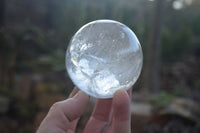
37;87;132;133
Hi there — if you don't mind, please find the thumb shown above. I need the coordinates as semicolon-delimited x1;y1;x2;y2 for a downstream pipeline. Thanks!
37;91;89;133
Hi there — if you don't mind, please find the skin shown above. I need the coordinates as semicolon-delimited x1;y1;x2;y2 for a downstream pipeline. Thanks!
37;87;132;133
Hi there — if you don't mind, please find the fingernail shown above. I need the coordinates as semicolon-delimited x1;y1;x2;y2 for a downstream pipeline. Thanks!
114;89;126;96
74;91;88;99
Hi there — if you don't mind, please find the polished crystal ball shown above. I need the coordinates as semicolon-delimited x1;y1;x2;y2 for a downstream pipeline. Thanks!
66;20;143;98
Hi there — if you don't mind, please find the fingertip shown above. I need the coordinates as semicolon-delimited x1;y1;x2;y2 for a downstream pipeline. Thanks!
114;89;128;95
73;90;90;101
113;89;130;106
68;87;79;98
127;88;132;97
113;89;130;121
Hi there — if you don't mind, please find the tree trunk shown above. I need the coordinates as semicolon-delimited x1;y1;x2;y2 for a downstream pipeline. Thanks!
0;54;6;87
0;0;5;26
143;0;163;93
0;0;5;86
46;0;54;29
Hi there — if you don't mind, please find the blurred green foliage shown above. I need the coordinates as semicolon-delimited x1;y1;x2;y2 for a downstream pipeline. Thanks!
148;91;175;109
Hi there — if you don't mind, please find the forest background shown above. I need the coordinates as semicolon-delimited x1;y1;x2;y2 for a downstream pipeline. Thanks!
0;0;200;133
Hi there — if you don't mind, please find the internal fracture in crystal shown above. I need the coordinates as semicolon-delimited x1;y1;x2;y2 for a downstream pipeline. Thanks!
66;20;143;98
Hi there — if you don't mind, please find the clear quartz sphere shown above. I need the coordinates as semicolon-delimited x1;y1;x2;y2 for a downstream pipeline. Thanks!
66;20;143;98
